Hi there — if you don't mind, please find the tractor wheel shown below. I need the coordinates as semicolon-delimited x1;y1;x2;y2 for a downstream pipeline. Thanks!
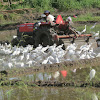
96;39;100;47
11;38;19;46
22;35;35;45
18;40;26;47
34;27;54;47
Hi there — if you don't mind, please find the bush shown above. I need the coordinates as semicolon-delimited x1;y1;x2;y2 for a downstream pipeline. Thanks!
0;0;100;12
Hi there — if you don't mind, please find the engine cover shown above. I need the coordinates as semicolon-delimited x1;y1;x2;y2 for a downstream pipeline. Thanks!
18;23;34;32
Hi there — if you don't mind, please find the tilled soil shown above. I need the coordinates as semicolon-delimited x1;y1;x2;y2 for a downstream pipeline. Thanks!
1;79;100;87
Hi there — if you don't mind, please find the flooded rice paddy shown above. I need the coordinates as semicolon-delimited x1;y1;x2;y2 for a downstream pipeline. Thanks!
1;66;100;100
0;23;100;100
0;86;100;100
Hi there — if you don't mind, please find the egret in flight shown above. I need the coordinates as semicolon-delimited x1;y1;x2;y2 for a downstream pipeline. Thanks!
90;23;96;29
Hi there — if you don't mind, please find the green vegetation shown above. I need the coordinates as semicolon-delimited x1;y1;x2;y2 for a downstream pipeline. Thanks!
0;0;100;11
0;0;100;25
73;13;100;22
1;86;100;100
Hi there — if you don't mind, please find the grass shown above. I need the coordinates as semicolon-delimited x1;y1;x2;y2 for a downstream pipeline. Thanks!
74;23;100;33
1;0;100;11
0;8;100;26
0;85;100;100
0;30;17;42
73;13;100;22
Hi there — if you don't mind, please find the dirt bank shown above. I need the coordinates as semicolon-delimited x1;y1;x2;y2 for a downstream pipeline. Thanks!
0;8;100;31
1;57;99;78
0;20;100;31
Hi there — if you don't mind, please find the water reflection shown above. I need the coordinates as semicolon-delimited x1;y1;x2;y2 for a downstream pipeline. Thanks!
0;87;99;100
26;74;34;82
9;77;20;81
44;73;51;81
0;89;4;100
92;93;98;100
37;73;44;81
24;73;52;82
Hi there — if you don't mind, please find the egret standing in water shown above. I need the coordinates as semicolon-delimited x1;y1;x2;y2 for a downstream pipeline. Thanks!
81;25;86;34
93;31;99;37
89;69;96;81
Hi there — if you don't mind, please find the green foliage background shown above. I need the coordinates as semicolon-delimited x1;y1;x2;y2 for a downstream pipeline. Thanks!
1;0;100;11
0;0;100;25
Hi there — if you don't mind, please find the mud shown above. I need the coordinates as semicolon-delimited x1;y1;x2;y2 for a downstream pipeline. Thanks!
0;22;22;31
0;57;99;87
1;78;100;87
0;57;99;77
0;20;100;31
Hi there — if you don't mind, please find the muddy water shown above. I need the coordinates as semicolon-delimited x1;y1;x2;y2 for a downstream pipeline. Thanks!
0;66;98;100
0;86;100;100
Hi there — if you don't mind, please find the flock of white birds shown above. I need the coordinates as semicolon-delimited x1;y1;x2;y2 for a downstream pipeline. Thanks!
0;41;100;71
0;23;99;71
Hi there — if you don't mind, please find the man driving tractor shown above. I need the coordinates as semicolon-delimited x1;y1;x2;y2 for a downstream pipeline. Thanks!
43;10;55;22
40;10;55;26
35;10;55;27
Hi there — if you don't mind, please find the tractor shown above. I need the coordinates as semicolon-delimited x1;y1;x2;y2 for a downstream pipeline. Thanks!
11;15;93;49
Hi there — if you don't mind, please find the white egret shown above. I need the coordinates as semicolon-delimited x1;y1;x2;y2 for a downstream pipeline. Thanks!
53;71;60;79
14;62;24;68
76;31;82;35
67;43;77;50
95;37;99;40
4;49;12;55
20;62;24;67
79;52;86;59
68;49;75;55
12;48;21;56
42;58;48;64
13;35;17;39
93;31;99;37
96;53;100;57
19;54;24;61
72;68;76;73
81;25;86;34
8;62;13;68
26;60;33;67
89;69;96;81
41;45;49;52
47;56;55;63
26;53;30;60
90;23;96;29
76;50;82;55
47;60;53;64
0;40;100;69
